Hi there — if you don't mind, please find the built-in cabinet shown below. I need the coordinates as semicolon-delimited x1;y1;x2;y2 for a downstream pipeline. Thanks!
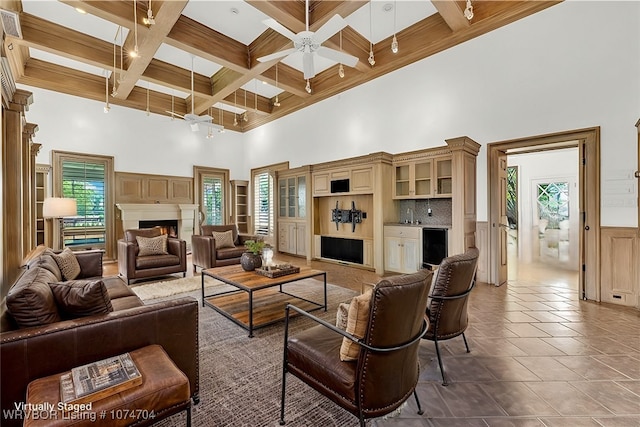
312;166;374;196
393;156;452;199
35;164;51;247
277;167;311;258
230;180;249;233
384;226;421;273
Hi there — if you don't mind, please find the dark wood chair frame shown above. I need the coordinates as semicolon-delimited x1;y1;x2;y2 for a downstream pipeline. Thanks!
279;304;429;427
428;277;476;386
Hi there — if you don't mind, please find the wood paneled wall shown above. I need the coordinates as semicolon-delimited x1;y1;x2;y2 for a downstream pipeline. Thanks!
115;172;193;204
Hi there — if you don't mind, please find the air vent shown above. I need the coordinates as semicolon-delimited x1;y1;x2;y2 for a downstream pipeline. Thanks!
1;9;22;39
1;56;16;100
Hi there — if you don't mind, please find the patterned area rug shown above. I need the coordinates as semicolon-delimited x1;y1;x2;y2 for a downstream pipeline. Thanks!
149;277;362;427
131;276;222;301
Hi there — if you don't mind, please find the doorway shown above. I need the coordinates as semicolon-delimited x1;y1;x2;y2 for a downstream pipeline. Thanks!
506;150;580;288
488;128;601;301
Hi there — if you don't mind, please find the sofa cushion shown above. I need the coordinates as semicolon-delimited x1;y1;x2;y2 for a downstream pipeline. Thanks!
212;230;235;249
136;234;168;256
136;254;180;270
340;290;372;361
216;246;246;260
37;252;64;282
202;224;239;245
6;267;62;328
50;248;81;280
125;227;162;243
49;279;113;318
336;302;349;330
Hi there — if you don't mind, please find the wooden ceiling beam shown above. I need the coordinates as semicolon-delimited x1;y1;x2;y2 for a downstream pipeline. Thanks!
245;1;305;33
432;0;470;32
112;0;188;100
259;62;310;98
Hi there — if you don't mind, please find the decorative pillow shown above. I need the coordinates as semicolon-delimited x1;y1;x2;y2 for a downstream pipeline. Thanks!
6;267;62;328
136;234;168;256
212;230;235;249
335;302;350;330
51;247;81;280
340;290;372;362
50;280;113;318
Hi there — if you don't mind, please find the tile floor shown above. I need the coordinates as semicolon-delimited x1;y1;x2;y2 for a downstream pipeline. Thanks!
372;262;640;427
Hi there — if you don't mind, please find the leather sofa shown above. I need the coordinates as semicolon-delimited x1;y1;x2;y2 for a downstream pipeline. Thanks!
118;227;187;284
0;249;199;427
191;224;258;272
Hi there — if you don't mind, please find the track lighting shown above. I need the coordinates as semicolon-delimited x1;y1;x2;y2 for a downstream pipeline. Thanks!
273;95;281;107
391;35;398;54
243;112;248;122
130;0;139;58
103;71;110;113
464;0;474;20
219;109;225;133
233;91;239;126
368;2;375;66
368;50;375;66
338;64;345;78
305;79;311;94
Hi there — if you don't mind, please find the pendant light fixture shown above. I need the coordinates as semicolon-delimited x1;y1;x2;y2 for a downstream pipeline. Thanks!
218;108;225;133
111;27;120;96
243;89;248;122
254;80;258;114
170;91;174;120
145;82;150;116
391;1;399;54
103;70;110;113
368;2;375;66
130;0;139;58
464;0;474;20
273;64;281;107
143;0;155;26
305;79;311;94
233;90;239;126
338;31;345;78
206;107;214;139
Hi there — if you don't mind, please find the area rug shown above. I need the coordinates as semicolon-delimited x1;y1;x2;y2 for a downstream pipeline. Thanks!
131;276;222;301
147;277;363;427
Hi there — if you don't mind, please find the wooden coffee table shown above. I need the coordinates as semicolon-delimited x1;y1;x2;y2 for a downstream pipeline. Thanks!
201;264;327;337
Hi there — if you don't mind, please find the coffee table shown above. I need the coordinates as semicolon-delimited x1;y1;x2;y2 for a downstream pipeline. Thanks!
201;264;327;337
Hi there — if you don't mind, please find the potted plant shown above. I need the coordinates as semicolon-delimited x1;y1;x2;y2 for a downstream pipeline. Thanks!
240;239;265;271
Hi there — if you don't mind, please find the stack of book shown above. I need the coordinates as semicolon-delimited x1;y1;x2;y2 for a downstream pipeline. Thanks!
60;353;142;404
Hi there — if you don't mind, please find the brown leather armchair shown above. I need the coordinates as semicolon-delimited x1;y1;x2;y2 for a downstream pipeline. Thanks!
117;227;187;285
279;270;432;427
191;224;258;272
423;247;479;385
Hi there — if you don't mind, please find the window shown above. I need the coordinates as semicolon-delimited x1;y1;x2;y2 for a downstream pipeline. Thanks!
250;162;288;240
53;152;114;256
254;172;273;236
203;176;223;225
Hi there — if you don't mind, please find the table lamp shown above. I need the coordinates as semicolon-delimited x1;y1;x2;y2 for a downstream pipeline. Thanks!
262;246;274;270
43;197;77;250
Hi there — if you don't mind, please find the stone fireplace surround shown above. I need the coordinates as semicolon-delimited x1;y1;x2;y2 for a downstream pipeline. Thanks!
116;203;199;251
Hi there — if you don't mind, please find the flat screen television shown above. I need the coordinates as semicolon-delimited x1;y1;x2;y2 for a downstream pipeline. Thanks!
330;179;349;193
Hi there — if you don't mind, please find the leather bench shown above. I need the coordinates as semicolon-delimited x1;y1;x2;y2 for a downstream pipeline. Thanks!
24;345;191;427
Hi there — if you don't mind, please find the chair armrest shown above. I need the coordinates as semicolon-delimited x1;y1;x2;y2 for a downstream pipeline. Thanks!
117;239;137;278
428;279;476;301
167;238;186;257
286;304;428;353
74;250;104;278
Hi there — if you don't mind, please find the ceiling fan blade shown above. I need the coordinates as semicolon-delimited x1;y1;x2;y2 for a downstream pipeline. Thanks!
257;48;297;63
165;110;185;119
302;52;315;80
184;113;214;123
262;18;298;42
316;46;359;67
313;14;347;45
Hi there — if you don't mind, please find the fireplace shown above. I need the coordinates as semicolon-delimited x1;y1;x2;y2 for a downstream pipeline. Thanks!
139;220;179;238
116;203;199;251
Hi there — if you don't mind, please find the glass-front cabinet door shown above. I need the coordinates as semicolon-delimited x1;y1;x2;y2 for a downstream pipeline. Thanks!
279;179;287;217
288;177;296;217
297;176;306;218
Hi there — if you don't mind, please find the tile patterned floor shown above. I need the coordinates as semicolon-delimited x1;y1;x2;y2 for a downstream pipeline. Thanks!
372;263;640;427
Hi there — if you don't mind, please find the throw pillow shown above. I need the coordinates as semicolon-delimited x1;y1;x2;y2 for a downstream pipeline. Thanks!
136;234;168;256
50;280;113;318
6;267;62;328
335;302;350;330
51;247;81;280
212;230;235;249
339;290;372;362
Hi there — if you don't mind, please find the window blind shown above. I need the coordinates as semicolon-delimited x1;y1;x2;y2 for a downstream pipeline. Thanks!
253;172;273;236
61;160;106;248
203;176;223;225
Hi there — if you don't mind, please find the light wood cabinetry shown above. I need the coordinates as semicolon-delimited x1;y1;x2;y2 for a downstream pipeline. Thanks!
277;167;311;258
393;155;452;199
231;180;249;233
600;227;639;307
311;165;374;196
116;172;193;204
384;226;421;273
35;164;51;247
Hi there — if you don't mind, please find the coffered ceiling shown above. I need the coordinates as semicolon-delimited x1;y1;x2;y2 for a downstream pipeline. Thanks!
1;0;560;133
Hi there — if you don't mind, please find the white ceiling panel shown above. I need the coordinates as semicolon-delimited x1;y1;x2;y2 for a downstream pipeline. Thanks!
154;43;222;77
29;48;108;77
240;79;284;99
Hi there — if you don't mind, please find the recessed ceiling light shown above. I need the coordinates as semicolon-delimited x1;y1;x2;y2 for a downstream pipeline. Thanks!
230;7;239;15
383;3;393;12
75;7;87;14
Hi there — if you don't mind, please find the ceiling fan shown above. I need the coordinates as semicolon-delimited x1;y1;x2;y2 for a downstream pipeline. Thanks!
167;56;223;133
257;0;359;80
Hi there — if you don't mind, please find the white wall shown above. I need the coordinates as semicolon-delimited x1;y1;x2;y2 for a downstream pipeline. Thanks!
24;88;246;182
244;1;640;226
18;1;639;227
